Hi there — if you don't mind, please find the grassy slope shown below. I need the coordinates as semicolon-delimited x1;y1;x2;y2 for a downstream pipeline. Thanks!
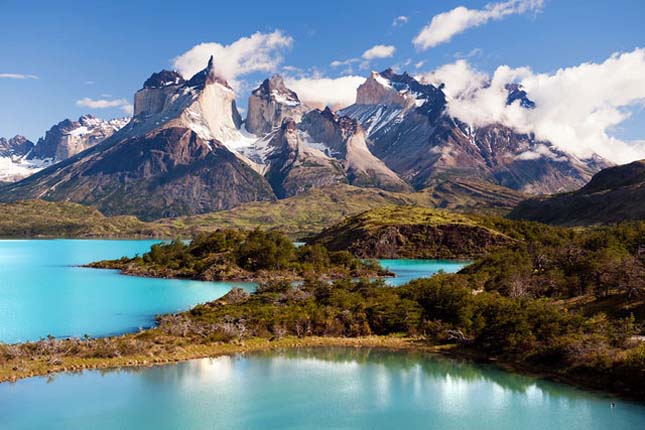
0;200;173;238
509;160;645;225
0;182;524;239
312;206;513;259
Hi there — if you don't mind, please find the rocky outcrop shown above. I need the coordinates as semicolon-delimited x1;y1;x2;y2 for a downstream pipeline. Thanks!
129;56;242;146
264;119;347;198
341;69;607;195
0;58;274;219
505;83;535;109
245;75;307;135
300;108;411;192
28;115;128;161
509;160;645;225
0;135;34;158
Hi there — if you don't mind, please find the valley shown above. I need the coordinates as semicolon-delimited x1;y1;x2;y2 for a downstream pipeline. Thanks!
2;5;645;427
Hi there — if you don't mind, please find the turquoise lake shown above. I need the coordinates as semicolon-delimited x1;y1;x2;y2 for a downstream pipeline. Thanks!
1;240;644;428
1;348;644;429
0;240;466;343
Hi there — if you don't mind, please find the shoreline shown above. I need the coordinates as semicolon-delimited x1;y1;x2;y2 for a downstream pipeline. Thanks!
83;262;394;284
1;335;642;403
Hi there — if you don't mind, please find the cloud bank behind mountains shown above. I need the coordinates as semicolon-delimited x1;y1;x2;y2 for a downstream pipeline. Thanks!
420;49;645;164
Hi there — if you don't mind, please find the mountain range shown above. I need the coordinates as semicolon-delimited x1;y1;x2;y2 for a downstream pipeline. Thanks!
509;159;645;225
0;56;610;219
0;115;128;183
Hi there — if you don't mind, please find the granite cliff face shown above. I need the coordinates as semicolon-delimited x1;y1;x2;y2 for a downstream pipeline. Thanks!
1;60;617;216
0;135;34;158
245;75;307;135
128;56;243;145
341;69;607;194
28;115;128;161
299;108;410;192
0;58;275;219
263;119;347;198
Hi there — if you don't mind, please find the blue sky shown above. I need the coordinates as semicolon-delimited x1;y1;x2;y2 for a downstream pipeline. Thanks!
1;0;644;152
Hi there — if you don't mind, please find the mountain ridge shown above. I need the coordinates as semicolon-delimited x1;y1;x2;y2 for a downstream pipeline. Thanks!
508;159;645;225
0;59;613;219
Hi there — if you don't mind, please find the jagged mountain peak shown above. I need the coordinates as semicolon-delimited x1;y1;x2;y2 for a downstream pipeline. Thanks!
246;75;307;135
0;135;35;158
131;57;243;145
28;115;129;161
505;83;535;109
185;55;233;90
256;75;298;101
356;69;446;113
143;70;185;89
305;107;360;140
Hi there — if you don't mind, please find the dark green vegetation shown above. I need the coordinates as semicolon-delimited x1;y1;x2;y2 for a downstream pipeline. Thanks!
312;206;515;258
2;199;644;399
89;229;389;282
510;159;645;225
0;182;523;239
81;212;645;397
177;220;645;397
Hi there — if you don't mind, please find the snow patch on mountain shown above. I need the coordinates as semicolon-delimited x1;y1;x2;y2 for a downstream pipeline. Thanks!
0;157;52;183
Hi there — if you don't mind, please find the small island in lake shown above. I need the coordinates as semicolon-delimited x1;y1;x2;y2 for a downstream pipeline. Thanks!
87;228;392;282
3;208;644;401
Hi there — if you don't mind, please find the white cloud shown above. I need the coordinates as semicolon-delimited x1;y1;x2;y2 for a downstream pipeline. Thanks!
172;31;293;89
413;0;543;50
362;45;396;60
0;73;39;80
392;16;409;27
419;49;645;164
284;75;365;109
420;59;488;99
454;48;483;59
330;58;360;68
76;97;133;115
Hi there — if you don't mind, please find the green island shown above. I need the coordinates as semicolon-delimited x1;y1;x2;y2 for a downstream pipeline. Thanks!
87;228;390;282
1;206;643;401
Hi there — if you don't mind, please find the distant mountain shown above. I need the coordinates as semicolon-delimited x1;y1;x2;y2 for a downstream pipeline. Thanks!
0;59;412;218
0;60;614;219
508;160;645;225
0;57;275;219
0;135;37;183
245;75;308;135
340;69;607;194
28;115;128;161
0;115;128;183
0;135;34;158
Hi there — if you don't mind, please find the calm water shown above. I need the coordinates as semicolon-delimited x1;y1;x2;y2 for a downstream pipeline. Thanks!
0;240;255;343
0;240;464;343
1;348;643;430
379;259;467;285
